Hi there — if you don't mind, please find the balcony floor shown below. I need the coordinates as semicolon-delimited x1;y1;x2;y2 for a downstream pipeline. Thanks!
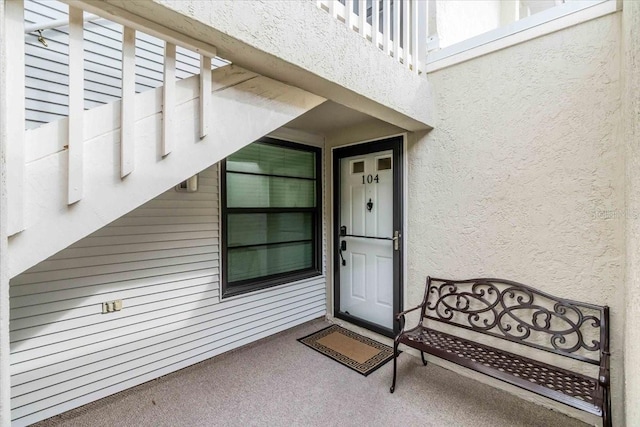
35;319;588;427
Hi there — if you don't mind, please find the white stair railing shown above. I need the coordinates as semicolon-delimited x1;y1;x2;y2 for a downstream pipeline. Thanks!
6;0;220;232
318;0;428;74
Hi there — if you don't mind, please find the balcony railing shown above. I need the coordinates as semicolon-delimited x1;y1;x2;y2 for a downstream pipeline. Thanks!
317;0;430;75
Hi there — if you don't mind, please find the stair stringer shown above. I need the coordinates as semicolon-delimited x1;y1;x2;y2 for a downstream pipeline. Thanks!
9;64;326;278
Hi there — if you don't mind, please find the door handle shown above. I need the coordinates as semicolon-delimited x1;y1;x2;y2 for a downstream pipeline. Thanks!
392;231;401;251
338;240;346;266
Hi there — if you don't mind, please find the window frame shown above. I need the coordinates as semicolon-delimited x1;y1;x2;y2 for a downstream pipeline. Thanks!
426;0;617;73
220;137;323;298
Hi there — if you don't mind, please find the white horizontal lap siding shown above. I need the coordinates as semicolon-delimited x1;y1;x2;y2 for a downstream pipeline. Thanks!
9;161;327;426
24;0;229;129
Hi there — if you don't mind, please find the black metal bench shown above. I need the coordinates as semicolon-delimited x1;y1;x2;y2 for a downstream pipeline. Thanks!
390;277;611;427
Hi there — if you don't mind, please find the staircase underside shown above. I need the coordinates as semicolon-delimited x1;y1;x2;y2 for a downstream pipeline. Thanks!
9;64;326;278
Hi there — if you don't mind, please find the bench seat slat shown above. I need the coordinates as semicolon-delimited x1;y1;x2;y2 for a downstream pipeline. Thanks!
400;326;603;416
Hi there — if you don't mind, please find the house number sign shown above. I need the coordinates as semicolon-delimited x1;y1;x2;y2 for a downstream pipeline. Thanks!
362;174;379;184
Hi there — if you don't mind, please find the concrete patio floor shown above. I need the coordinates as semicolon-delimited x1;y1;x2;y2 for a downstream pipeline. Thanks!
35;319;589;427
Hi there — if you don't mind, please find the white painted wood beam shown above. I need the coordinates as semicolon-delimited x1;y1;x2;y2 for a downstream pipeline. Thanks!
120;26;136;178
162;42;176;157
24;13;100;33
68;6;84;204
58;0;218;59
6;0;25;235
199;55;212;139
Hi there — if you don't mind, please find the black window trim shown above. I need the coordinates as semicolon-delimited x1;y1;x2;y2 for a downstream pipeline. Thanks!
221;137;323;298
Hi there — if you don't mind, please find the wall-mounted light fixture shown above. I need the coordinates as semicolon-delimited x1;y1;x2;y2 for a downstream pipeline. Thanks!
175;174;199;192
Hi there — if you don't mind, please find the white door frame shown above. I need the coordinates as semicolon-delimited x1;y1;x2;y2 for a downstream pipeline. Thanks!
331;134;406;337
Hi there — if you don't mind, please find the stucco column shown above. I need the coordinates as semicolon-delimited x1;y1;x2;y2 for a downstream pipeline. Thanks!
0;1;11;424
624;0;640;425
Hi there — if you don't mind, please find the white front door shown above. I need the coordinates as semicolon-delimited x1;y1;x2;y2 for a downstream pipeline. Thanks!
337;147;398;330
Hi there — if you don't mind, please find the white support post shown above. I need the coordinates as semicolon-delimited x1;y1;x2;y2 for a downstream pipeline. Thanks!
162;42;176;157
393;0;400;61
383;0;391;54
372;0;380;48
345;0;353;31
402;0;410;68
67;6;84;204
199;55;212;139
120;26;135;178
6;0;25;235
411;0;419;73
358;0;366;36
1;1;14;425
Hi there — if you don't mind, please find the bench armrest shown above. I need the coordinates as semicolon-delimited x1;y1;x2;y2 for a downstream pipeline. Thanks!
599;351;610;386
394;304;424;337
395;304;423;321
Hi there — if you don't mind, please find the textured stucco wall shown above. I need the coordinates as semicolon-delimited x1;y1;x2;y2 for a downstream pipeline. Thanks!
86;0;433;132
623;0;640;425
410;14;623;424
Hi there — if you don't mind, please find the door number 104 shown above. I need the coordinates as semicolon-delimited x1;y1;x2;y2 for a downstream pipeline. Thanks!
362;174;379;184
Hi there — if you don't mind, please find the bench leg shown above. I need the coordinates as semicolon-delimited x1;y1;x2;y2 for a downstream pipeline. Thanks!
603;386;611;427
421;351;428;366
390;341;399;393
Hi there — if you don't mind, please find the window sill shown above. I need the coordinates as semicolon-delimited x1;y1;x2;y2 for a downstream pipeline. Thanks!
222;270;323;299
426;0;619;73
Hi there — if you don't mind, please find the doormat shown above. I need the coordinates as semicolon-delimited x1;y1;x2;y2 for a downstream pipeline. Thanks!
298;325;396;376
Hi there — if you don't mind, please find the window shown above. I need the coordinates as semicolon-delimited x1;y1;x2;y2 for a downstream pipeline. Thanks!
221;138;322;298
427;0;616;72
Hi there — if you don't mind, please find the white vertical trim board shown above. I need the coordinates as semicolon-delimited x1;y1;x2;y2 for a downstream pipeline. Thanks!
345;0;353;31
358;0;365;36
162;41;176;157
9;163;327;426
6;0;26;235
199;55;212;139
67;6;83;204
383;0;391;54
393;0;400;61
371;0;379;48
1;2;15;425
410;0;419;74
402;0;409;67
120;26;136;178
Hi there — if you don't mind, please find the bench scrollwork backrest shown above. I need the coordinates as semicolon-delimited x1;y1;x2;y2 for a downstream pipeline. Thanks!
420;277;607;365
